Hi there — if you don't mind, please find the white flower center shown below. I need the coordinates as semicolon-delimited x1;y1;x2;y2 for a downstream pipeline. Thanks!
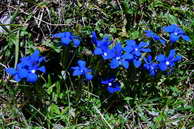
31;69;36;73
116;57;120;60
103;52;107;56
166;61;170;65
174;32;178;35
108;83;112;86
135;48;138;51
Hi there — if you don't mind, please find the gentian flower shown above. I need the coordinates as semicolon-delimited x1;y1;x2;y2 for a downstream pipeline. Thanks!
52;32;80;47
71;60;93;80
101;77;121;94
109;43;133;69
162;24;190;43
156;49;182;71
144;56;158;76
144;30;165;45
91;32;113;60
123;40;151;68
5;50;46;83
91;32;112;46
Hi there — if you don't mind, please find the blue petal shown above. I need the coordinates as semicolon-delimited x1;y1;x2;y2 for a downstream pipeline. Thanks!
159;63;167;71
107;83;121;94
30;50;40;62
156;54;166;62
122;53;133;60
26;73;38;83
163;24;176;33
126;40;136;47
52;32;65;38
147;55;152;62
144;30;154;37
32;50;40;57
101;80;109;84
73;39;80;47
144;64;149;70
141;48;151;53
85;68;91;73
13;74;22;82
150;70;157;76
17;63;25;70
159;39;166;45
174;55;182;62
121;60;129;69
94;48;103;55
182;35;190;41
101;78;115;84
38;57;46;63
153;35;160;40
20;56;29;62
61;38;71;45
18;69;29;78
78;60;86;68
64;32;72;38
134;51;141;56
123;46;133;53
102;50;114;60
114;43;123;54
38;66;46;73
85;73;93;80
170;33;180;43
5;68;16;75
169;62;175;67
138;42;149;48
107;87;120;94
72;70;82;76
91;32;97;44
133;60;141;68
168;49;176;59
110;59;119;69
71;66;79;70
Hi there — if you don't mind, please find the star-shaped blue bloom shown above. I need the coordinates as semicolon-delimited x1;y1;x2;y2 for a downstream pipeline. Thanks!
144;30;166;45
109;43;133;69
162;24;191;43
144;56;158;76
123;40;151;68
71;60;93;80
101;77;121;94
52;32;80;47
156;49;182;71
91;32;114;60
5;50;46;83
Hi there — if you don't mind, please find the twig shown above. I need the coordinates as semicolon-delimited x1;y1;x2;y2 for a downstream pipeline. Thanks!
93;106;113;129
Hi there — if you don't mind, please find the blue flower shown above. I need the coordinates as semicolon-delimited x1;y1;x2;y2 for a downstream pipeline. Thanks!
5;50;46;83
71;60;93;80
144;30;165;45
156;49;182;71
144;56;158;76
162;24;191;43
123;40;151;68
91;32;113;60
52;32;80;47
91;32;112;46
109;43;133;69
101;77;121;94
94;45;114;60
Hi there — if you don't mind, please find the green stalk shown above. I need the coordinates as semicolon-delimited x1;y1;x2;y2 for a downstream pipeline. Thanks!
14;31;20;68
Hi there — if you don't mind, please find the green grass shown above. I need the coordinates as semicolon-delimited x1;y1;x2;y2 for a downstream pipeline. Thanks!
0;0;194;128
